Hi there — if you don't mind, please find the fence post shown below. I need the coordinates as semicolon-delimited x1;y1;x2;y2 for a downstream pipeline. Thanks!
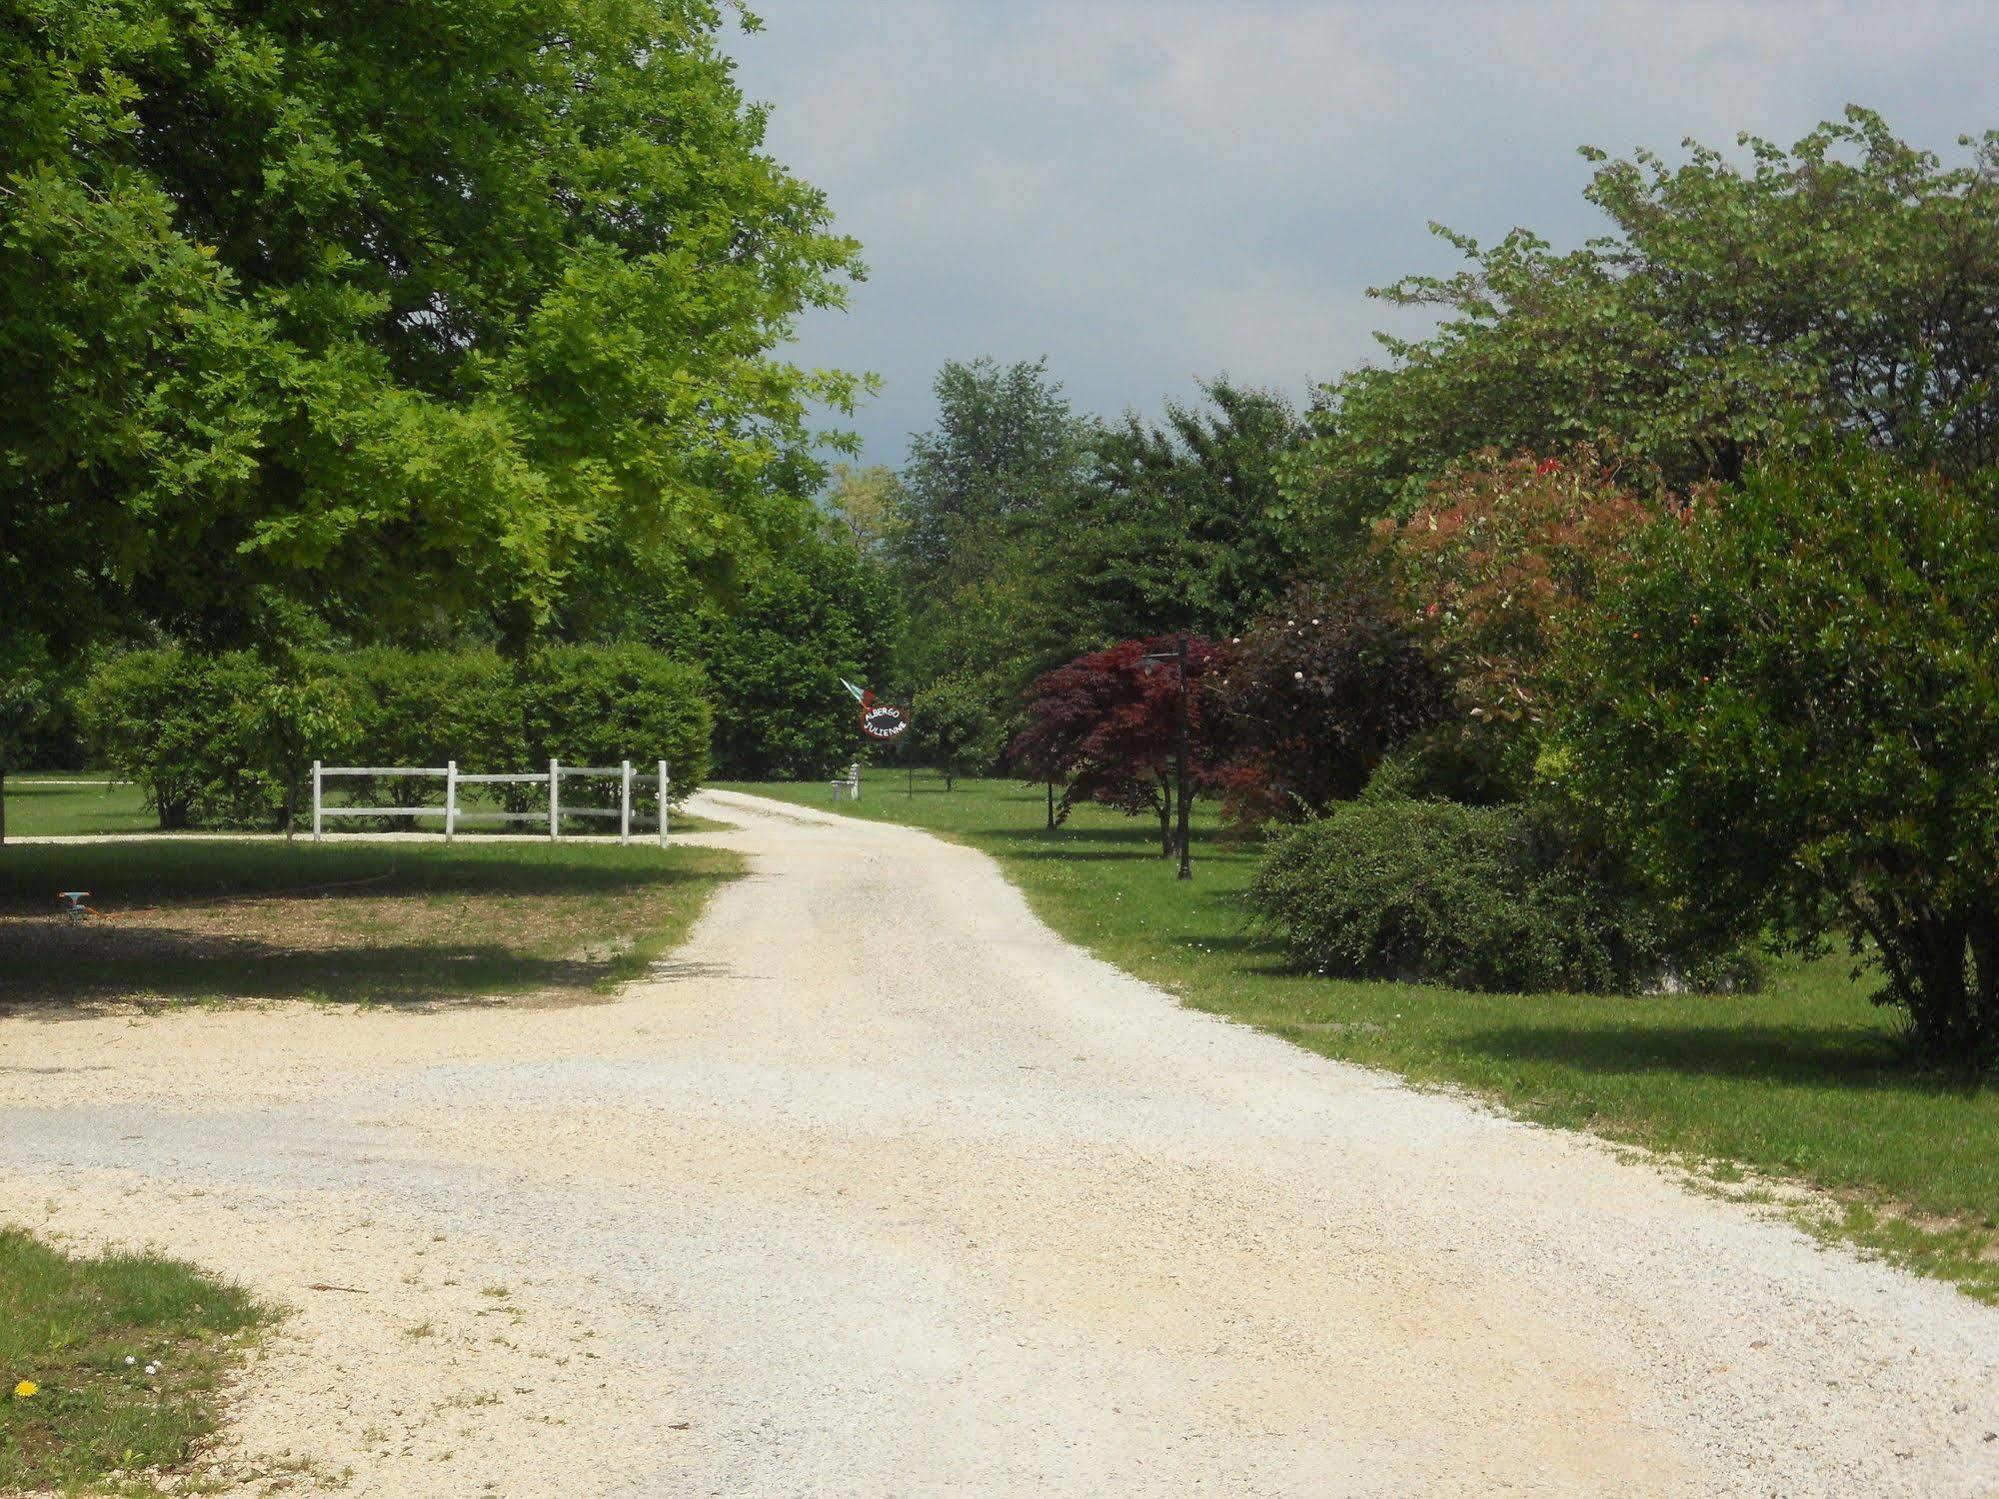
312;760;322;843
659;760;669;847
548;758;560;841
620;760;632;845
445;760;458;843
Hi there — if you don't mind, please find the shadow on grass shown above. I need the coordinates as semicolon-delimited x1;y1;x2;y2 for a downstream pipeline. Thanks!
0;841;699;910
978;824;1167;847
1451;1021;1978;1095
0;927;627;1016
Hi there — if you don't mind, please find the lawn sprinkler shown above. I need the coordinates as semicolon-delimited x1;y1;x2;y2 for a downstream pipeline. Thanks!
57;891;97;926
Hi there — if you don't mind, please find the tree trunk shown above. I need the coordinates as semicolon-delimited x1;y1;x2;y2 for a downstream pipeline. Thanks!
1158;780;1174;857
0;764;8;845
1046;780;1056;831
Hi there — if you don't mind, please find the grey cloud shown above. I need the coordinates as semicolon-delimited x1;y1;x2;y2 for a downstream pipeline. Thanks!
727;1;1999;469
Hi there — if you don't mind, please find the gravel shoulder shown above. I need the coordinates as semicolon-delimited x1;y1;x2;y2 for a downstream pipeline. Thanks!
3;790;1996;1496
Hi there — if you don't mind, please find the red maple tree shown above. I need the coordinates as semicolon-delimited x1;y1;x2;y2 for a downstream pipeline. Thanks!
1010;636;1222;856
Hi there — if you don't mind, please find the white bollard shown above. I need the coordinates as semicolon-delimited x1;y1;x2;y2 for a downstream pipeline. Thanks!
312;760;322;843
548;757;560;841
659;760;669;846
445;760;458;843
620;760;632;845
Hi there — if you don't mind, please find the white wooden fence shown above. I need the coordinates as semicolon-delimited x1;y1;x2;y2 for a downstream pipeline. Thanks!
311;759;672;846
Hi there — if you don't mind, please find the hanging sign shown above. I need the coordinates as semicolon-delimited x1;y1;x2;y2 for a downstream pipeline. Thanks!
842;679;911;740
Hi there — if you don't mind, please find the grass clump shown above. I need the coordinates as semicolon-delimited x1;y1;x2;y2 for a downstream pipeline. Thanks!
0;1228;269;1494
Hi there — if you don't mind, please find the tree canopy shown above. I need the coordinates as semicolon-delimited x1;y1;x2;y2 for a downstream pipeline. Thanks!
1286;108;1999;530
1049;381;1318;651
1553;450;1999;1061
1;0;864;651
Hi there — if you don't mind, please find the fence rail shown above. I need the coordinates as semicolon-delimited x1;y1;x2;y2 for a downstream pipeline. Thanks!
311;758;671;846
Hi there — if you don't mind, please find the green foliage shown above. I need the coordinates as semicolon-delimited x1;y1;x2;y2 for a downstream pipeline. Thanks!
1;0;863;651
895;358;1096;696
519;644;712;796
334;647;520;812
77;642;711;828
0;632;58;841
652;537;902;780
897;358;1095;587
821;464;911;557
1553;449;1999;1064
1250;796;1754;995
76;646;354;830
1288;109;1999;529
1052;381;1322;648
911;674;1007;789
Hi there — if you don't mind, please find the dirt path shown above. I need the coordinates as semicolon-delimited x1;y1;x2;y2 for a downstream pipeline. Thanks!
4;790;1997;1496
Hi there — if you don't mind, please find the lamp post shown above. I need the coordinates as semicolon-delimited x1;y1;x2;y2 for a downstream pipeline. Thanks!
1142;634;1194;880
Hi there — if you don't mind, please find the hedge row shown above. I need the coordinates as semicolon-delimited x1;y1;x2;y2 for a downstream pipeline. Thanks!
76;644;712;831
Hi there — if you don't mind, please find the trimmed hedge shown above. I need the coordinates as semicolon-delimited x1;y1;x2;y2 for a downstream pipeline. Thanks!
77;645;710;831
1249;795;1756;995
75;647;353;830
519;644;712;805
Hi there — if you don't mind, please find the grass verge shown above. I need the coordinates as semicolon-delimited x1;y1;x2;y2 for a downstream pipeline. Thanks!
4;778;155;838
0;1228;269;1494
0;839;741;1011
724;771;1999;1302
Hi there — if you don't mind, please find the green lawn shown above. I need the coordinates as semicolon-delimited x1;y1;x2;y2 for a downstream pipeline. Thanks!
0;838;740;1010
724;771;1999;1301
0;1228;269;1495
4;777;155;838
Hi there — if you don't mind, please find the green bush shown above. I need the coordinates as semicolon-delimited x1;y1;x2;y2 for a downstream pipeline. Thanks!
78;644;711;830
519;644;712;801
688;540;904;781
1553;449;1999;1063
331;648;520;812
76;648;354;830
911;673;1006;789
1249;795;1755;994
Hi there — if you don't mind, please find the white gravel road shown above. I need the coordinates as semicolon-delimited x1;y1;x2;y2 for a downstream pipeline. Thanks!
3;789;1997;1496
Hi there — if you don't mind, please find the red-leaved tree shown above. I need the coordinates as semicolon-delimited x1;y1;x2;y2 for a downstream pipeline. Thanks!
1374;447;1662;795
1010;636;1222;855
1205;578;1447;825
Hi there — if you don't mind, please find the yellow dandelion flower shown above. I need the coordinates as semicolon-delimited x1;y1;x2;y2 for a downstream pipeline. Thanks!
13;1380;37;1398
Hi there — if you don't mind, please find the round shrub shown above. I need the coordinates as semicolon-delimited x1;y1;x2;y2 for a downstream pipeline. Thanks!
1249;795;1755;994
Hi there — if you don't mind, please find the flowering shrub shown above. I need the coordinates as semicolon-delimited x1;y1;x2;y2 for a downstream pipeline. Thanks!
1376;448;1660;794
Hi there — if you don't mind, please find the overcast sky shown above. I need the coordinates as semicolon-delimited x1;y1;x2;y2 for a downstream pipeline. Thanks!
725;2;1999;471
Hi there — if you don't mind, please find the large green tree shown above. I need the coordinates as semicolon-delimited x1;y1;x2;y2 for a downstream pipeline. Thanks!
1050;380;1318;651
1553;450;1999;1065
1287;108;1999;530
645;534;903;780
894;357;1094;692
0;0;863;653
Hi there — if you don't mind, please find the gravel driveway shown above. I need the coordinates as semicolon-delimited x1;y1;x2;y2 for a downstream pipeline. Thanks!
4;790;1997;1496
